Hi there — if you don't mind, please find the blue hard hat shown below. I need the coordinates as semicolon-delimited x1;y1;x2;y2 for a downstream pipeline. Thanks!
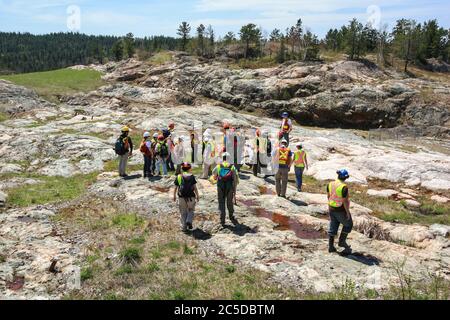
337;169;350;179
282;112;289;118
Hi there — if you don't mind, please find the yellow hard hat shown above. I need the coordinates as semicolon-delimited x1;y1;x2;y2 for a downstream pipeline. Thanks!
121;126;130;132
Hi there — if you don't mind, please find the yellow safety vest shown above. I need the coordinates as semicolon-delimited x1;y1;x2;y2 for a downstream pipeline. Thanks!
294;150;306;168
278;147;290;165
328;180;347;208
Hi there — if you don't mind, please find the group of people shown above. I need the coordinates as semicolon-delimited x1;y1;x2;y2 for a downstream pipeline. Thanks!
114;112;353;254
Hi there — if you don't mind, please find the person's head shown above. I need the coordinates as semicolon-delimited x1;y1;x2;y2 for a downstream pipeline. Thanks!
282;112;289;119
223;121;230;130
121;126;130;136
281;139;288;147
143;132;150;140
153;132;159;140
255;128;261;137
204;135;210;142
181;162;192;173
296;143;303;150
168;121;175;130
337;169;350;181
222;152;230;162
158;135;165;142
178;137;184;144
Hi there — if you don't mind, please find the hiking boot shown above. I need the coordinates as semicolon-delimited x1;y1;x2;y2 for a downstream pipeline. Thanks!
187;222;193;230
230;216;239;225
338;232;351;249
328;236;337;253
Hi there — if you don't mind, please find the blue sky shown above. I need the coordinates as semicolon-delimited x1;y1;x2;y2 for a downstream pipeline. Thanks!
0;0;449;38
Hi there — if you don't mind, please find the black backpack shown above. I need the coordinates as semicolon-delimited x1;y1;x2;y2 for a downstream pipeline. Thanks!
217;164;234;185
177;175;196;198
157;142;169;157
114;137;127;155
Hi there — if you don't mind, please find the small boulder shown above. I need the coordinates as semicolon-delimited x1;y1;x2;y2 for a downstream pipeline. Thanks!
367;189;398;198
403;199;421;207
0;191;7;207
429;224;450;237
431;195;449;204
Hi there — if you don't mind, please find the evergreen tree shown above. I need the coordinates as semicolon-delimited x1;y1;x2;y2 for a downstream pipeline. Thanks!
239;23;262;58
177;22;191;51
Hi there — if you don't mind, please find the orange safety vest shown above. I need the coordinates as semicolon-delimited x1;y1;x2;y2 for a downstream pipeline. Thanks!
281;119;291;132
294;150;306;167
278;147;290;165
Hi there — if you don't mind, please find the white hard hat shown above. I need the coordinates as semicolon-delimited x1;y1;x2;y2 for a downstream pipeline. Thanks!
281;139;288;144
153;133;159;138
143;132;150;138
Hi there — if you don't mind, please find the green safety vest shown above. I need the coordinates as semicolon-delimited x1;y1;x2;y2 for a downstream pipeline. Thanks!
293;150;307;168
328;180;347;208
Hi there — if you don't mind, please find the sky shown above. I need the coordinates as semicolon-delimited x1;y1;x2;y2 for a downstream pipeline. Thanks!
0;0;449;39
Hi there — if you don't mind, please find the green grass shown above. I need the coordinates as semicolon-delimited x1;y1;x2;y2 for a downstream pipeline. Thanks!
112;213;145;229
80;267;94;282
0;111;8;122
6;172;98;207
147;51;173;65
119;247;142;265
228;56;278;69
0;69;104;103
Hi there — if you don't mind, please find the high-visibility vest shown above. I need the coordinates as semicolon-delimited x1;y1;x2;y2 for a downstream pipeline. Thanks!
278;147;290;165
294;150;306;168
281;119;291;132
328;180;347;208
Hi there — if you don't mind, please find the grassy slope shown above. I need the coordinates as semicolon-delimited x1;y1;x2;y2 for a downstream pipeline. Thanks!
0;68;104;103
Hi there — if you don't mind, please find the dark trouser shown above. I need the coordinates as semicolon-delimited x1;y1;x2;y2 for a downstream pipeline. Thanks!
167;154;175;171
328;208;353;236
253;152;260;176
143;155;152;177
275;167;289;197
294;166;304;191
217;183;235;224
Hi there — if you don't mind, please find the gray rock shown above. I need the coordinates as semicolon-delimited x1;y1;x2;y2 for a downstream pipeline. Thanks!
429;224;450;237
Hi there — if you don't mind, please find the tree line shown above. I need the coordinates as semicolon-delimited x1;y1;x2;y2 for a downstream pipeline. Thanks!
1;17;448;74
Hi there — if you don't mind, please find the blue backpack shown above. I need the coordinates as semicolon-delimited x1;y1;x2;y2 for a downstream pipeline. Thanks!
218;164;234;183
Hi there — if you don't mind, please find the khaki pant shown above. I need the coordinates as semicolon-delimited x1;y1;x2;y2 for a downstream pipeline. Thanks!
179;198;196;230
275;167;289;197
200;163;211;179
118;154;128;176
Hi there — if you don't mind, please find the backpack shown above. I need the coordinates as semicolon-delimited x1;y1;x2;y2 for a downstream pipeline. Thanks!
114;137;127;155
177;175;196;198
157;142;169;157
218;164;234;183
140;140;152;157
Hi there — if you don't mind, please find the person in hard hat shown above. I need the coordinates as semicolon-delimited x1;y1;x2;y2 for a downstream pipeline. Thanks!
274;139;292;198
212;152;239;227
279;112;292;146
166;122;176;172
293;143;309;192
150;132;159;175
173;162;200;233
173;137;186;175
155;135;170;176
114;126;134;177
140;132;153;178
327;169;353;254
200;135;215;179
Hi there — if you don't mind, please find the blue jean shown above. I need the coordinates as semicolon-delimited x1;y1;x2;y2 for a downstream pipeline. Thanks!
155;158;168;176
294;166;304;191
328;209;353;236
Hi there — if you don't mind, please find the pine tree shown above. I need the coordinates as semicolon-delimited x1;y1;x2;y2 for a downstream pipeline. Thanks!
177;22;191;51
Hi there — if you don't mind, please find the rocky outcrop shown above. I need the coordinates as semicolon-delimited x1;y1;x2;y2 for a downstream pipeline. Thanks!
0;80;53;115
100;55;450;136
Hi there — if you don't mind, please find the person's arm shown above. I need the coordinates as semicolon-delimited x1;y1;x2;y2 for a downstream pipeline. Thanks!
173;186;178;202
305;153;309;170
128;138;133;156
194;185;200;202
343;187;351;218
